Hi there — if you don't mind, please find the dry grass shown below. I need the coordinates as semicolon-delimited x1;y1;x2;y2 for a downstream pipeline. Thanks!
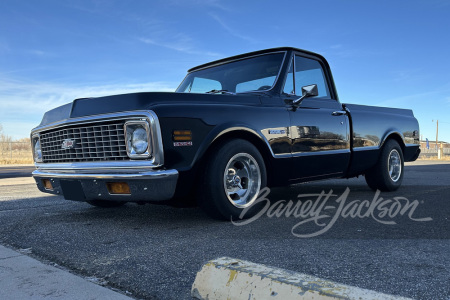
417;156;450;161
0;154;34;165
0;125;33;164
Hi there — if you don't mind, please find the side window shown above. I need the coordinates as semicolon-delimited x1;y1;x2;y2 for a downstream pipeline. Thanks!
294;56;330;98
189;77;222;93
283;59;294;94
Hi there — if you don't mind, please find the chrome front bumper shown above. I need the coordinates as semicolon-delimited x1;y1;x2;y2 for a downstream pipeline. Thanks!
32;167;178;202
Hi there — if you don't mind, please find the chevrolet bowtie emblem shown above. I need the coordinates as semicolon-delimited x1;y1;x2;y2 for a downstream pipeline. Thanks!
61;139;76;149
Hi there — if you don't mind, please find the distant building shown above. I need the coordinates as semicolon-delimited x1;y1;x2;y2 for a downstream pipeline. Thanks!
420;141;449;149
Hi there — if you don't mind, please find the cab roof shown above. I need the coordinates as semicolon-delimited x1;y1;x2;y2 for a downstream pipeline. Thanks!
188;47;328;73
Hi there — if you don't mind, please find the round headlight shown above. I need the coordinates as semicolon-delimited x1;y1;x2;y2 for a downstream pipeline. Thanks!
131;127;148;154
34;139;42;162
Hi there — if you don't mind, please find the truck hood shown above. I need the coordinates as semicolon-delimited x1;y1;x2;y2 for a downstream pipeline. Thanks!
36;92;261;128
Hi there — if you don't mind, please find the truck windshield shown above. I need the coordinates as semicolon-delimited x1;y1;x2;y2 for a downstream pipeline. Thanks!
176;52;285;94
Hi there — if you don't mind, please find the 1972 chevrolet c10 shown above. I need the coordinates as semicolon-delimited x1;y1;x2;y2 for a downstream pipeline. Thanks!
31;47;420;219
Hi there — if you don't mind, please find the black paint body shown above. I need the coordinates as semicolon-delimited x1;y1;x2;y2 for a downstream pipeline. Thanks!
35;48;420;198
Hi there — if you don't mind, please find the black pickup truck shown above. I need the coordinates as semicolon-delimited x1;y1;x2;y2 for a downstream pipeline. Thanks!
31;47;420;219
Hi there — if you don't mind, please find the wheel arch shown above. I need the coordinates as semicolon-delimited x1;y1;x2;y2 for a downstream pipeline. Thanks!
348;131;406;178
365;133;405;192
380;131;406;153
193;127;275;186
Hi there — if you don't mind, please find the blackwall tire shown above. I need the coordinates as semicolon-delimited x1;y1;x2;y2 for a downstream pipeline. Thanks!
365;139;404;192
198;139;267;220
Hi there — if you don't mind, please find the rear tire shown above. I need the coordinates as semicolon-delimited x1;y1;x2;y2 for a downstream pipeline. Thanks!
86;200;127;208
365;139;404;191
198;139;267;220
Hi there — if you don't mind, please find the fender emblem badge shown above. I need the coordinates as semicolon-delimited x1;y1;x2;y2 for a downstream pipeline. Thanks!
269;129;286;134
173;141;193;147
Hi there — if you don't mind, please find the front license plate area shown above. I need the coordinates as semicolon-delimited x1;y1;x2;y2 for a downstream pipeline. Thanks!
60;180;86;201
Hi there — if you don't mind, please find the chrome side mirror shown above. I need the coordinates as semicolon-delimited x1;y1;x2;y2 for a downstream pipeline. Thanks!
292;84;318;106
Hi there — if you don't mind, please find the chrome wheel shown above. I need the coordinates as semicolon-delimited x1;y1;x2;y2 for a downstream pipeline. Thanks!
388;149;402;182
223;153;261;208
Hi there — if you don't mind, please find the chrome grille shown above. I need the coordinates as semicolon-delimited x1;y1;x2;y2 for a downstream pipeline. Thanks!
39;121;128;163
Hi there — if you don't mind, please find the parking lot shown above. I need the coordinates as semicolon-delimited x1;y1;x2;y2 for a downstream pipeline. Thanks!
0;161;449;300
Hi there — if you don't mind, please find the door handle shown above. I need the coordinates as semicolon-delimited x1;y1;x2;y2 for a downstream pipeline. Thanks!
332;111;346;116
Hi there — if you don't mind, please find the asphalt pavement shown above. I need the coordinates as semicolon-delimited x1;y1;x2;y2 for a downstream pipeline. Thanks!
0;165;35;178
0;161;449;299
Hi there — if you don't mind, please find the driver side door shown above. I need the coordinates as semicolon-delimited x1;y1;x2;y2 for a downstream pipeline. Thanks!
283;54;351;181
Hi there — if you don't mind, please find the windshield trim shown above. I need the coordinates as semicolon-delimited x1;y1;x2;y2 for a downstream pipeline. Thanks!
176;51;287;94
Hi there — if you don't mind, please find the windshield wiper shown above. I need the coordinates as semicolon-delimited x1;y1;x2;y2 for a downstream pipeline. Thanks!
206;89;235;95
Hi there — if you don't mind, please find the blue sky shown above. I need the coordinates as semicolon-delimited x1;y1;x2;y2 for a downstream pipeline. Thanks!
1;0;450;142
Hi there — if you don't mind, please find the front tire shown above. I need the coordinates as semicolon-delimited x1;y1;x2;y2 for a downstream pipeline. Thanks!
365;139;404;191
198;139;267;220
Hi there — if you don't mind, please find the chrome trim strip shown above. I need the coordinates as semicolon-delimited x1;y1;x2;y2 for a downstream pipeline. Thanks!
148;110;165;166
353;143;418;152
34;161;159;170
353;146;379;151
31;110;164;167
291;149;351;157
405;143;420;147
273;153;292;158
32;169;178;180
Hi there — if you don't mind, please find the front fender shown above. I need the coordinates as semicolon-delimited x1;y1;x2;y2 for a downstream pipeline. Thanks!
191;122;271;169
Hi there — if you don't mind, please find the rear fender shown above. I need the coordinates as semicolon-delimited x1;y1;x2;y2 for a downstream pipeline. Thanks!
380;130;406;150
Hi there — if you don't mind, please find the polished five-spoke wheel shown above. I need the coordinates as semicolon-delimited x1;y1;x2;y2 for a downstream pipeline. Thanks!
224;153;261;208
388;149;402;182
198;139;267;220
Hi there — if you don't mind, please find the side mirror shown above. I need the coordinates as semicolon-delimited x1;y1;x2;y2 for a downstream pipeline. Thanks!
292;84;318;106
301;84;318;97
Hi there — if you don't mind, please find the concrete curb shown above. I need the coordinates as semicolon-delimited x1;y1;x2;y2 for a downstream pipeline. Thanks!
0;245;132;299
191;257;412;300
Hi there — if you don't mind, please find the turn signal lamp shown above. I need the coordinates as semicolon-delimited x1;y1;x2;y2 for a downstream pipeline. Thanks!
173;130;192;141
106;182;131;195
42;179;53;190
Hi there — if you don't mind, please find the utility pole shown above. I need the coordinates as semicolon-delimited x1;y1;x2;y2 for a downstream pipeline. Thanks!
433;120;439;149
436;119;439;150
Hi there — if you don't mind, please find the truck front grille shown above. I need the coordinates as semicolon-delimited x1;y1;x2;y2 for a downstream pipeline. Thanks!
39;121;128;163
